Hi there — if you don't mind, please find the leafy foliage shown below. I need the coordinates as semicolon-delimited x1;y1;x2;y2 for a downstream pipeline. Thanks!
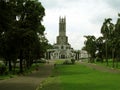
83;13;120;68
0;0;49;74
84;35;96;62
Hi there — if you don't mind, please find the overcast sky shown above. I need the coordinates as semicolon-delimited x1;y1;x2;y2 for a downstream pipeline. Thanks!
40;0;120;50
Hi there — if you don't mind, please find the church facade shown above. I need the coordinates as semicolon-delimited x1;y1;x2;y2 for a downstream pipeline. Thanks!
47;17;74;59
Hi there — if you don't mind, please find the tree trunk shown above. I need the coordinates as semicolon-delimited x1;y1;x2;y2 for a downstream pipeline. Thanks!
105;41;108;66
13;62;16;74
116;58;119;68
20;50;23;73
8;59;12;71
26;60;30;69
112;49;115;68
5;60;8;66
20;58;23;73
112;58;115;68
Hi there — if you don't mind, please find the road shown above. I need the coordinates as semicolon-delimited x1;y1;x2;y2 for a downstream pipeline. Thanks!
0;62;54;90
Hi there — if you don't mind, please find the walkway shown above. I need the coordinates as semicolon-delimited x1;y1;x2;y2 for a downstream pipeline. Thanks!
0;61;54;90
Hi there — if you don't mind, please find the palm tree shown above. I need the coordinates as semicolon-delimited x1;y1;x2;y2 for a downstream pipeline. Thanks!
96;36;104;63
113;14;120;68
101;18;113;66
109;22;115;68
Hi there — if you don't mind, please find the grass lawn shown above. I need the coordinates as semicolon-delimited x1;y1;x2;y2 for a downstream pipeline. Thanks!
95;59;120;69
40;61;120;90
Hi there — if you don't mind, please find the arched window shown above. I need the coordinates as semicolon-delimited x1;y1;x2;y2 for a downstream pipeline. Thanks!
61;46;64;49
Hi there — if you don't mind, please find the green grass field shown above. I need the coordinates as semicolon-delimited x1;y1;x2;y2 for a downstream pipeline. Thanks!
40;61;120;90
95;60;120;69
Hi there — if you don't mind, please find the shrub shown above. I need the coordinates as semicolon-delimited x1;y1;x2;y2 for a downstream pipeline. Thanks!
0;64;7;75
71;59;75;64
33;58;46;63
96;57;102;62
63;60;71;65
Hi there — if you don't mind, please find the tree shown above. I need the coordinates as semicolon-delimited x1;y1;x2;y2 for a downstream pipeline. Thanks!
0;0;16;71
0;0;46;73
84;35;96;63
101;18;114;66
96;36;104;63
112;14;120;68
15;0;45;72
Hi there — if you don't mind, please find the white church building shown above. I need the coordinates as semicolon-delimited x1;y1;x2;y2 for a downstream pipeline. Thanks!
46;16;88;60
47;17;74;59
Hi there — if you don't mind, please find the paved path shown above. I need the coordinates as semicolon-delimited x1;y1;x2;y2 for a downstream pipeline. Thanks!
80;62;120;74
0;61;54;90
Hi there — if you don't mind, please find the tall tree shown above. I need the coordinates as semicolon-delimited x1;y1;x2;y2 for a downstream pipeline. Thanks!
113;14;120;68
0;0;16;71
15;0;45;72
0;0;45;73
84;35;96;63
101;18;114;66
96;36;104;63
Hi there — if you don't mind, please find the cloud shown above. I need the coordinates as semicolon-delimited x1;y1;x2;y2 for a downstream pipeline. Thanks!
40;0;120;49
105;0;120;9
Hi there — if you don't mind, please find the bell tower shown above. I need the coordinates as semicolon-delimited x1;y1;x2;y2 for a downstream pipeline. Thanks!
59;16;66;36
57;16;68;44
50;16;73;59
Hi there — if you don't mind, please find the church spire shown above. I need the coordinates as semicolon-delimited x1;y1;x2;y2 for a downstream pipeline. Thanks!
59;16;66;36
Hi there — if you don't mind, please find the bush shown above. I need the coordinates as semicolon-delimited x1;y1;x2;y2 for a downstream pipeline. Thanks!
96;57;102;62
39;60;46;63
33;58;46;63
0;64;7;75
71;59;75;64
63;60;71;65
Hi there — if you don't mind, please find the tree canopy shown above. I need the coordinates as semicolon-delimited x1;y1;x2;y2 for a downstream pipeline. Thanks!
0;0;49;73
83;13;120;68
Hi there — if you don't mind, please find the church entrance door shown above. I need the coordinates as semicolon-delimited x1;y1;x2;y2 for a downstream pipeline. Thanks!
61;55;65;59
